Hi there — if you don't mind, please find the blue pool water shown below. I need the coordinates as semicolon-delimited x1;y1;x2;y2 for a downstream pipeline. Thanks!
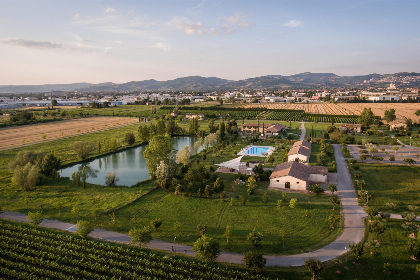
246;146;269;156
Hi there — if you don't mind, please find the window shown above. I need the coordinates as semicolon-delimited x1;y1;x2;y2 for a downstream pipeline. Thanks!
276;180;279;182
296;182;299;184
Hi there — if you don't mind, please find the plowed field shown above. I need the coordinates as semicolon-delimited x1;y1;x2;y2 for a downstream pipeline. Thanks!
0;117;137;149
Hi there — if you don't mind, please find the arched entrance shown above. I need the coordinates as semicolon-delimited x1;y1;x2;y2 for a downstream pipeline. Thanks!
285;182;291;189
295;158;299;162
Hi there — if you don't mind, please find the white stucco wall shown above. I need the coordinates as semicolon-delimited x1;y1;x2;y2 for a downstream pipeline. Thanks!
308;174;327;183
288;154;308;163
270;175;307;191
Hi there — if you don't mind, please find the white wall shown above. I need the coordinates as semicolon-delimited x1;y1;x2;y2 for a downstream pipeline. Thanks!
308;174;327;183
270;175;307;191
288;154;308;163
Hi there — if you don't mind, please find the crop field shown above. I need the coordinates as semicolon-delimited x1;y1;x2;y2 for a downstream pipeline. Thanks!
0;220;267;280
0;117;138;149
243;103;420;121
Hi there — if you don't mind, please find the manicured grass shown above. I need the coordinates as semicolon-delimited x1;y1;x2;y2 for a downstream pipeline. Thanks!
309;143;336;172
313;219;420;280
305;123;338;140
102;175;342;256
348;163;420;214
0;177;156;223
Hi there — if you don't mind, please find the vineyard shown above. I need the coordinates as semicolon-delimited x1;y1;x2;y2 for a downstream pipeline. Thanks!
0;220;269;280
165;106;359;123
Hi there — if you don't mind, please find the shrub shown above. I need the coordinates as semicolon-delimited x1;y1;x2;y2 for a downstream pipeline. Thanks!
13;162;40;191
408;239;420;260
129;226;152;248
349;242;364;263
27;211;44;226
304;258;324;280
124;132;136;145
76;220;94;238
243;252;267;274
248;228;264;247
309;184;324;195
193;235;220;263
197;223;208;236
379;212;391;221
151;218;163;232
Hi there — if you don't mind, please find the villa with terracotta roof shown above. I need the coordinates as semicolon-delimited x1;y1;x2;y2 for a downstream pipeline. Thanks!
240;123;286;137
287;140;312;163
269;161;328;191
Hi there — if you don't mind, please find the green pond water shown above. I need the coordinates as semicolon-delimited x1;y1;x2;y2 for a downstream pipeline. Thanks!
60;136;199;186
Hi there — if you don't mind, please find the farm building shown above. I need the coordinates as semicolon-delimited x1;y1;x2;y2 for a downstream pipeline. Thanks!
269;161;328;191
185;114;205;120
240;123;286;136
339;124;362;134
287;140;311;163
390;119;407;131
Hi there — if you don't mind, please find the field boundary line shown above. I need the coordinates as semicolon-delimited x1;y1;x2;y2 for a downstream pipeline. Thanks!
0;119;140;152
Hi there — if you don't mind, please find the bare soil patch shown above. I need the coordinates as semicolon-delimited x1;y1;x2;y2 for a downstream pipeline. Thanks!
0;117;137;149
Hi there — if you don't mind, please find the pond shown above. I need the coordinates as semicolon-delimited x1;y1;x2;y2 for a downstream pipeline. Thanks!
60;136;199;186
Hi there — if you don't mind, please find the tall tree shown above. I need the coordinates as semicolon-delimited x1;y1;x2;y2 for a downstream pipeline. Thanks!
384;109;396;124
359;107;375;127
218;119;225;140
155;161;170;189
143;135;175;176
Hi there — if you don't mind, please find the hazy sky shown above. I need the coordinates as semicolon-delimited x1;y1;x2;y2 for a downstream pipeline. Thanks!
1;0;420;85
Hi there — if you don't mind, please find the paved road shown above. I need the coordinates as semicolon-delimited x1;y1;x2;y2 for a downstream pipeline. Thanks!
0;144;370;266
299;122;306;140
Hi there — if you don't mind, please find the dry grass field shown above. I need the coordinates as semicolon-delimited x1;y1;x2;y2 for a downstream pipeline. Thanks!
0;117;137;149
244;103;420;121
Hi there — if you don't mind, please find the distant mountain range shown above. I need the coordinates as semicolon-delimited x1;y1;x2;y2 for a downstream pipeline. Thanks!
1;72;420;94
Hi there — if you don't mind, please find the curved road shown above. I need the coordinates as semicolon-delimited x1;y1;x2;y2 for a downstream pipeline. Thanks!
0;145;368;266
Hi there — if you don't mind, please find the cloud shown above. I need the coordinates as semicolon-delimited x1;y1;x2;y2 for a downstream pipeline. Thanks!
210;28;219;36
169;17;206;35
1;38;110;54
187;0;206;14
217;12;254;34
72;13;81;21
152;42;171;52
105;7;116;13
282;19;302;27
72;11;158;35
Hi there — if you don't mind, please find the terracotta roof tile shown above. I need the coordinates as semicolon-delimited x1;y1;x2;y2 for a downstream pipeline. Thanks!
269;161;328;181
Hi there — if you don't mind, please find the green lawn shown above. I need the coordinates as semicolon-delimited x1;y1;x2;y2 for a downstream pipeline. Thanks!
309;143;336;172
105;178;342;256
305;123;338;140
348;163;420;214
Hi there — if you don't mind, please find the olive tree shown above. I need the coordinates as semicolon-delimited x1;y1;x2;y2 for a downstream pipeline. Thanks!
129;226;153;248
13;163;39;191
304;258;324;280
193;235;220;263
243;252;267;275
27;211;44;226
248;228;264;247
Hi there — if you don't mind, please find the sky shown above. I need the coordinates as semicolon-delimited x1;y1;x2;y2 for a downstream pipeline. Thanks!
1;0;420;85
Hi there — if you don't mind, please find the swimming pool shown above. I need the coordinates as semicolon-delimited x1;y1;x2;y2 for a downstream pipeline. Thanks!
245;146;269;156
